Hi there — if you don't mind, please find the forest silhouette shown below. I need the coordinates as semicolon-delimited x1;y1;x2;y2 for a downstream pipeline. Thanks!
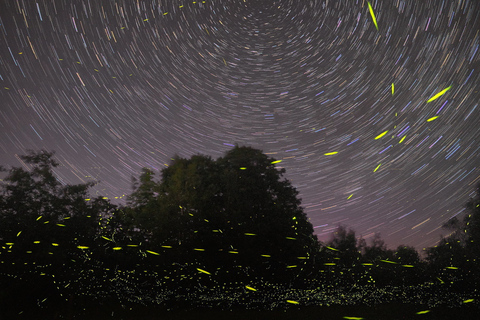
0;147;479;318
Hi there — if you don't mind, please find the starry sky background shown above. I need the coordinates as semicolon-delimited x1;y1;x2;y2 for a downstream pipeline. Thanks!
1;0;479;252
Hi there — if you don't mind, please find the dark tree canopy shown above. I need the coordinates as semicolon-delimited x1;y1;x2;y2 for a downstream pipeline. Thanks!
0;150;125;314
426;183;480;266
465;183;480;255
394;245;421;265
0;150;121;258
327;225;359;265
125;145;319;279
2;149;480;318
363;232;394;261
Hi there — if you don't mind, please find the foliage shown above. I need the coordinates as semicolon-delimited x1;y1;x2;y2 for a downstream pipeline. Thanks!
1;149;479;317
424;183;480;286
363;232;393;261
327;225;360;266
394;245;421;265
0;150;123;309
125;146;320;281
464;183;480;256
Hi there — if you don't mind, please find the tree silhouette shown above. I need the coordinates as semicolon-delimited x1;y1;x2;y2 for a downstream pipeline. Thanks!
215;146;319;278
125;146;320;282
327;225;359;264
358;232;395;287
363;232;393;262
465;183;480;258
392;245;423;286
423;183;480;290
0;150;121;314
322;225;362;286
2;149;480;317
394;245;420;265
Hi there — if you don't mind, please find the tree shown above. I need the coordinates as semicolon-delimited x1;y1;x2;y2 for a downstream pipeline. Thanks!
327;225;359;264
393;245;423;286
434;183;480;259
0;150;121;313
322;225;361;286
0;150;120;257
363;232;393;262
125;145;320;282
394;245;420;265
122;167;162;243
127;167;157;208
424;237;469;289
216;147;318;273
356;232;396;287
464;183;480;257
422;183;480;290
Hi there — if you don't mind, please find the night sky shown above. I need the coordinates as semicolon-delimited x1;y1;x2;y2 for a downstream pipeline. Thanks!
1;0;479;252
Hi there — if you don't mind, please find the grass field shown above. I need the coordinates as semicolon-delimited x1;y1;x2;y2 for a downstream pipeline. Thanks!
3;280;479;319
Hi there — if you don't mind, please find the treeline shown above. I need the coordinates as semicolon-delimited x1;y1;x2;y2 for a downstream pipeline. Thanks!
0;147;479;313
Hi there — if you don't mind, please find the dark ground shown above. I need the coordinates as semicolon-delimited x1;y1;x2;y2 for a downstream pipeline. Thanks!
4;302;479;320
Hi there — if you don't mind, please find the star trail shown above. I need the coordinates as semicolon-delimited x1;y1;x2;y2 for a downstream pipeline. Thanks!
1;0;479;253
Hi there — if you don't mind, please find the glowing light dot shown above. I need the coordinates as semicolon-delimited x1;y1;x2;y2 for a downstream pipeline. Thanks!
196;268;211;275
426;86;451;103
374;130;389;140
416;310;430;315
367;1;379;30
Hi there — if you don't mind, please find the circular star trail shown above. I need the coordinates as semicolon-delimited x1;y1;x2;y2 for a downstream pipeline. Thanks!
1;0;479;252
